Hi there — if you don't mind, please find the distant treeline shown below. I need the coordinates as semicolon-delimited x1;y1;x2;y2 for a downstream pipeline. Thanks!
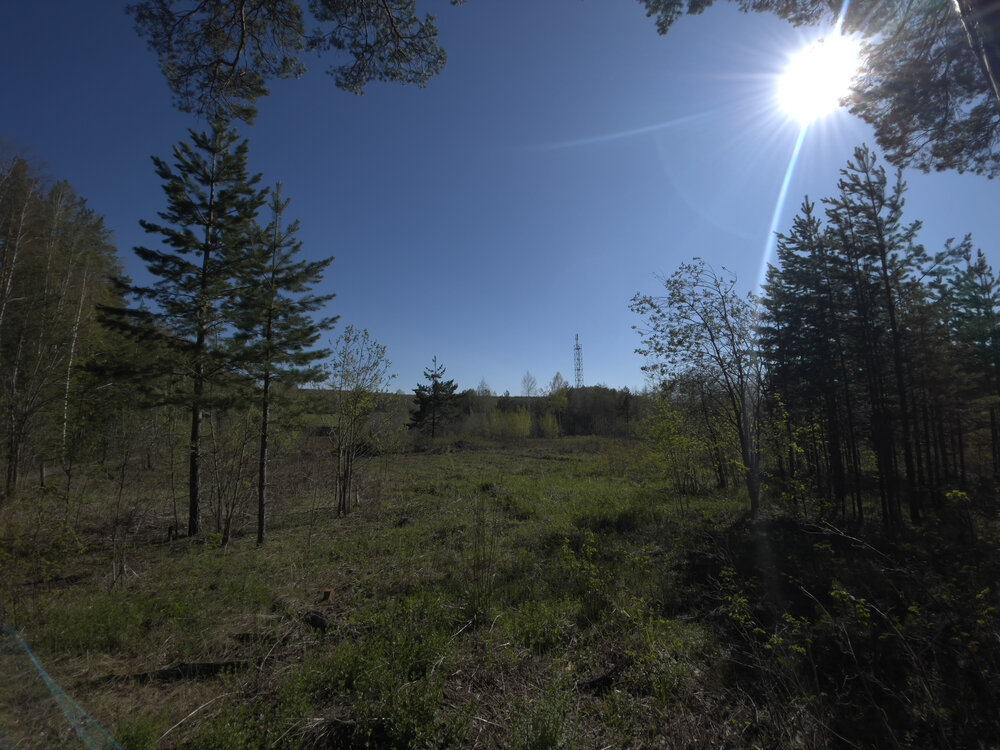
308;385;648;444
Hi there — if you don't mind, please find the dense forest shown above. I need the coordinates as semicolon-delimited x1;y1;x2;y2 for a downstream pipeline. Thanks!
633;144;1000;532
762;147;999;531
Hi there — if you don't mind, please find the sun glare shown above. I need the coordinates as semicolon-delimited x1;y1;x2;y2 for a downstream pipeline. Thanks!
778;34;860;125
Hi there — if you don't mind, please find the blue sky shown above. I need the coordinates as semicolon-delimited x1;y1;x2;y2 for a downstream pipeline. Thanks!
2;1;995;395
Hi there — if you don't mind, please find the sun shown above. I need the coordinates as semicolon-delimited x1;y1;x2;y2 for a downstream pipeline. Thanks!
778;34;861;125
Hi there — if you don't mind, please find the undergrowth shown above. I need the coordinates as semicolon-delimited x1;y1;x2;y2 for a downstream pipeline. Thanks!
0;437;997;747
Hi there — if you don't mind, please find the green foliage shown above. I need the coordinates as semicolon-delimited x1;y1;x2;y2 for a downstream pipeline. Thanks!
561;530;616;626
125;121;266;350
325;326;395;516
115;715;165;750
562;386;642;437
103;121;268;537
248;593;469;748
547;380;569;433
8;440;1000;747
761;146;993;531
632;259;764;516
486;406;532;440
0;155;123;499
40;589;200;656
694;514;1000;747
506;599;573;654
409;357;460;439
537;411;559;438
228;182;335;387
510;683;572;750
129;0;452;123
620;615;706;707
640;394;720;495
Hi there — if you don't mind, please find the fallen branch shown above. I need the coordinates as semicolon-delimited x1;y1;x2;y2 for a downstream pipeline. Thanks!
157;691;233;743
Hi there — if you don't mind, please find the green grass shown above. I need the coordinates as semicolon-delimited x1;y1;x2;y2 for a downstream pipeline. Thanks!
2;436;999;747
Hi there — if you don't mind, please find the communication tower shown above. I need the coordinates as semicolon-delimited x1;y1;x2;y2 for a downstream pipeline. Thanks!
573;334;584;389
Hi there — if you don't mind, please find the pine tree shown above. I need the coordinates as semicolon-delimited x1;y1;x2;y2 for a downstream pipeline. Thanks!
763;199;850;514
946;248;1000;479
129;0;449;123
824;146;929;526
760;146;976;530
228;183;336;545
105;121;266;536
409;357;458;439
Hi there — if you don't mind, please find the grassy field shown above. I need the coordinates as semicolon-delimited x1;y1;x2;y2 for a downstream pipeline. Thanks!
2;437;999;748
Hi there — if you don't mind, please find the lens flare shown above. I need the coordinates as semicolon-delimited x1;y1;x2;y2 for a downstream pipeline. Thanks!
778;34;860;124
759;125;808;289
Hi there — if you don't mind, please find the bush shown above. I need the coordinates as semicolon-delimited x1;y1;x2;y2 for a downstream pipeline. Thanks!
486;408;531;440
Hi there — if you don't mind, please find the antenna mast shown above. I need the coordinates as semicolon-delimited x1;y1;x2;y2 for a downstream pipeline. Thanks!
573;334;584;389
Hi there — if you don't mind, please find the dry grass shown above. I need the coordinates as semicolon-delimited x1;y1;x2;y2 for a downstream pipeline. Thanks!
2;437;999;748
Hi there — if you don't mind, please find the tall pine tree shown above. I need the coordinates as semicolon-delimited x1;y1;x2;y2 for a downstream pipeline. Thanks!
760;146;978;532
228;183;336;545
107;121;266;536
946;248;1000;479
823;146;941;526
762;198;859;517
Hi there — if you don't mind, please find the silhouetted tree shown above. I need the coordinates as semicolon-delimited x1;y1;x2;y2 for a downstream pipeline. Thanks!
128;0;457;122
947;249;1000;477
761;147;984;532
761;197;861;517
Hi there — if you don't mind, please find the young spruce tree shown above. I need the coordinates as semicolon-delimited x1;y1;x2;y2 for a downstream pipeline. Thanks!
112;121;266;536
228;183;336;545
410;357;458;439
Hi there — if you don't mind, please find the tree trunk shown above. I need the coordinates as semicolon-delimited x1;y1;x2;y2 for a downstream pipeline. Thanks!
825;390;847;518
990;404;1000;481
955;0;1000;106
4;329;26;500
957;413;968;489
257;368;270;546
189;156;218;538
60;266;89;469
737;405;761;519
877;244;919;524
189;383;202;537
